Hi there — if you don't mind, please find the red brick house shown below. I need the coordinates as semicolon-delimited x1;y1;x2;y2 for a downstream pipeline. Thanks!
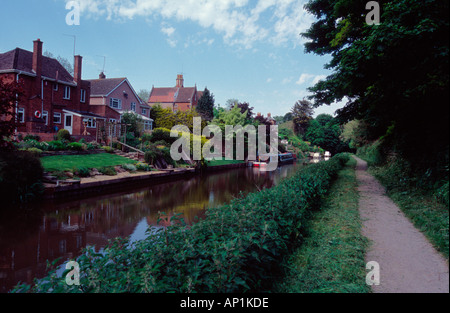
148;74;203;112
0;39;105;139
87;74;153;131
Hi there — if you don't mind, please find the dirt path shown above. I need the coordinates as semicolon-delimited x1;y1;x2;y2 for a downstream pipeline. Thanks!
353;156;449;293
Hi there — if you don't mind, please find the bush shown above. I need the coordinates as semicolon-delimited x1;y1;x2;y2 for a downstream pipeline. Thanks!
23;134;41;142
56;129;71;141
150;128;178;144
135;162;151;172
68;142;85;151
122;163;137;172
98;166;117;176
0;150;44;204
102;146;114;153
24;148;43;157
76;167;91;178
435;181;449;207
86;142;100;151
13;154;349;292
47;140;67;151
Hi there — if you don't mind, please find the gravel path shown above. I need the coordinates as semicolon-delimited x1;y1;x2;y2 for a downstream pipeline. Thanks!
353;156;449;293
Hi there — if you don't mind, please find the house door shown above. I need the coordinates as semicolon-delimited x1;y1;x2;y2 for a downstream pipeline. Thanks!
64;114;73;135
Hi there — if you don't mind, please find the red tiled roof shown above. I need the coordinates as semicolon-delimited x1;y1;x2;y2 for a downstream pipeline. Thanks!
0;48;74;84
149;87;197;104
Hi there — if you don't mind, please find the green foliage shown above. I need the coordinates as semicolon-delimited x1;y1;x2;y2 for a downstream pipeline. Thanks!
121;112;144;137
47;140;67;151
102;146;114;153
23;147;43;157
68;142;85;151
135;162;152;172
277;158;370;293
98;166;117;176
76;167;91;178
196;88;215;121
56;129;71;141
144;145;175;167
122;163;137;172
23;134;41;142
304;0;449;176
0;150;44;204
304;114;348;154
291;99;314;135
13;154;350;293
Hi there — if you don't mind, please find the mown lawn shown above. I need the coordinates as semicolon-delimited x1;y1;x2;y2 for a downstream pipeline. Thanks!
276;157;370;293
205;158;245;167
40;153;136;172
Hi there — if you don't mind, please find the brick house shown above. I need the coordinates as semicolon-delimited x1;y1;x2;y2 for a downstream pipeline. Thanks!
87;74;153;131
0;39;104;140
148;74;203;112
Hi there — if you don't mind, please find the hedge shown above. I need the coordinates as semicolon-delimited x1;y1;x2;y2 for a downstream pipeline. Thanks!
13;153;350;293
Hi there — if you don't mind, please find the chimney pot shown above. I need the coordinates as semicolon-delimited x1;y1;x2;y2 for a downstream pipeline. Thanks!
99;72;106;79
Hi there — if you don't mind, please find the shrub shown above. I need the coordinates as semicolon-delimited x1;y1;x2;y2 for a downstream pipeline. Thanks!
98;166;117;176
23;134;41;142
150;128;177;144
76;167;91;178
68;142;85;151
86;142;100;151
25;148;43;157
0;150;44;204
135;162;151;172
47;140;67;151
102;146;114;153
435;181;449;207
56;129;71;141
122;163;137;172
13;154;349;292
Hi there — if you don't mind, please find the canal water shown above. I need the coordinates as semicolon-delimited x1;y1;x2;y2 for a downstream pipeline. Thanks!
0;163;302;292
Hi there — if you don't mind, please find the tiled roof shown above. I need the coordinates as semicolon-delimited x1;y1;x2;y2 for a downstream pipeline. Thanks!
0;48;74;84
149;87;197;104
86;77;127;96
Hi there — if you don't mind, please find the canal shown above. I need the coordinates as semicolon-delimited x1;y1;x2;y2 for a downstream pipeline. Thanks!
0;163;302;292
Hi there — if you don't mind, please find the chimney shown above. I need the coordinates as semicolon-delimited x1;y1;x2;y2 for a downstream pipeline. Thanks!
99;72;106;79
74;55;83;85
32;39;43;77
176;74;184;88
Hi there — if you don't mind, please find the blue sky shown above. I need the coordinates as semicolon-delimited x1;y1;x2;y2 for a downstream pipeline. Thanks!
0;0;345;117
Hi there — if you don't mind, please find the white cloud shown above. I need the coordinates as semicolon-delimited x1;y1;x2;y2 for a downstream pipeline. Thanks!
68;0;313;48
296;73;327;85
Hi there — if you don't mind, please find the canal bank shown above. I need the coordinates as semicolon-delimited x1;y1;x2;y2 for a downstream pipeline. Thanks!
43;162;249;200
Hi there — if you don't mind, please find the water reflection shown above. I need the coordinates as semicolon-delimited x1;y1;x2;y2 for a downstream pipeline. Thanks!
0;163;300;292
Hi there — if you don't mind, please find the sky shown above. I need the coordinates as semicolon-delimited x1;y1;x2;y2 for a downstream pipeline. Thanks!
0;0;345;118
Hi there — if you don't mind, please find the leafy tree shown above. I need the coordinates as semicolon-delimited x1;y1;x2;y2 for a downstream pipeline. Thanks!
232;102;255;122
291;99;314;135
0;79;23;149
137;89;150;103
43;51;73;75
196;88;215;121
303;0;449;170
304;114;347;154
121;112;144;137
283;112;293;122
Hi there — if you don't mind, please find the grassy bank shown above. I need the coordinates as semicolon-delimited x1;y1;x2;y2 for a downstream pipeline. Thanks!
40;153;136;172
13;154;349;293
276;157;370;293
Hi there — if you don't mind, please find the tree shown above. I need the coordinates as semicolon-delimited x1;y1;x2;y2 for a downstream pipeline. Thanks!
196;88;215;121
304;114;347;154
291;99;314;135
0;79;23;148
232;102;255;122
303;0;449;169
43;51;74;75
121;112;144;137
137;89;150;103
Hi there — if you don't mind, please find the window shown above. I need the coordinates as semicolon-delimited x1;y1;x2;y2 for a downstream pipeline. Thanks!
17;108;25;123
53;112;61;124
65;115;72;127
53;83;58;91
109;98;122;109
63;86;71;100
84;118;96;128
130;102;136;112
42;111;48;125
80;89;86;103
144;120;152;131
141;108;147;115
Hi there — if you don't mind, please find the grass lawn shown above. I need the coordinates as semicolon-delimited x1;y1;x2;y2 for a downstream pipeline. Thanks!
276;157;370;293
205;158;245;167
40;153;136;172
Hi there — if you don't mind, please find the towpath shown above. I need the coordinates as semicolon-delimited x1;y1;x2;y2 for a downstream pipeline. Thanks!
353;156;449;293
